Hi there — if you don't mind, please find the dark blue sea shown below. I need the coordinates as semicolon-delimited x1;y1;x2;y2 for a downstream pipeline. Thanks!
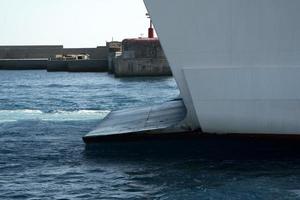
1;70;300;200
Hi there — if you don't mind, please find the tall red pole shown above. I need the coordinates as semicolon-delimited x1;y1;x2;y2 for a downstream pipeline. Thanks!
148;20;154;38
147;13;154;38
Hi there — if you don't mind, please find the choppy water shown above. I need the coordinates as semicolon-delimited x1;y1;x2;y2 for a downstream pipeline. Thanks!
1;70;300;200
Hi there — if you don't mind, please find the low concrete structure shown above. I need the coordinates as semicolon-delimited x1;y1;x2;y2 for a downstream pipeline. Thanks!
0;43;171;76
0;58;108;72
114;57;171;77
108;52;122;74
46;60;68;72
112;38;172;77
47;59;108;72
0;46;63;59
0;59;48;70
0;45;108;60
107;41;122;74
0;45;109;72
67;60;108;72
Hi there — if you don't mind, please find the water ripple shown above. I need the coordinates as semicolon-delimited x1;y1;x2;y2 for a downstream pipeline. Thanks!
2;71;299;200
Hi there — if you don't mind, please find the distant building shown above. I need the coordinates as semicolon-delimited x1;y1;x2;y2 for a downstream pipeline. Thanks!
106;41;122;53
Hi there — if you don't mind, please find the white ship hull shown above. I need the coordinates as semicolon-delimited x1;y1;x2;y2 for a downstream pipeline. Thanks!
144;0;300;134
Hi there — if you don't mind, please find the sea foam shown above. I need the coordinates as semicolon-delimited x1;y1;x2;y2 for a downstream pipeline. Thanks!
0;109;110;123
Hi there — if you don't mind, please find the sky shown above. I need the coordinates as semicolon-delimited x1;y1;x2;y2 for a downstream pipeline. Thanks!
0;0;149;47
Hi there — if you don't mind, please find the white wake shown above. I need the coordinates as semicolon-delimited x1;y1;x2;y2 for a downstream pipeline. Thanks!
0;109;110;123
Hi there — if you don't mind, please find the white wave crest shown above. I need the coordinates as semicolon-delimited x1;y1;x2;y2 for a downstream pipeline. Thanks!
0;109;110;123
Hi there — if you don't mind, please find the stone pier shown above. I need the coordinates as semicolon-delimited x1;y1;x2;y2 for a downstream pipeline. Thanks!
110;38;172;77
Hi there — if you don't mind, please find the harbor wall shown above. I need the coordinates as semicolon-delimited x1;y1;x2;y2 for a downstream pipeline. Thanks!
0;43;171;76
114;58;171;77
122;39;166;59
68;60;108;72
108;52;122;73
0;59;108;72
0;46;63;59
111;38;172;77
0;45;108;60
47;59;108;72
46;60;68;71
0;45;109;72
0;59;48;70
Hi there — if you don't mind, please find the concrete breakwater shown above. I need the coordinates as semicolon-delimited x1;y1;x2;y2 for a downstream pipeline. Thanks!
0;42;172;76
0;59;48;70
108;38;172;77
47;60;108;72
113;58;171;77
0;45;109;72
0;59;108;72
0;45;108;60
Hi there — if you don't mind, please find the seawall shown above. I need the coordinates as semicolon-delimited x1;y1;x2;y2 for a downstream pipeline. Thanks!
0;59;48;70
109;38;172;77
0;45;108;60
0;43;172;77
114;58;171;77
47;59;108;72
0;45;109;72
0;59;108;72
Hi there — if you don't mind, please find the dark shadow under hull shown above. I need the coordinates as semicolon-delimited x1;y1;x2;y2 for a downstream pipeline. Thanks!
84;132;300;160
